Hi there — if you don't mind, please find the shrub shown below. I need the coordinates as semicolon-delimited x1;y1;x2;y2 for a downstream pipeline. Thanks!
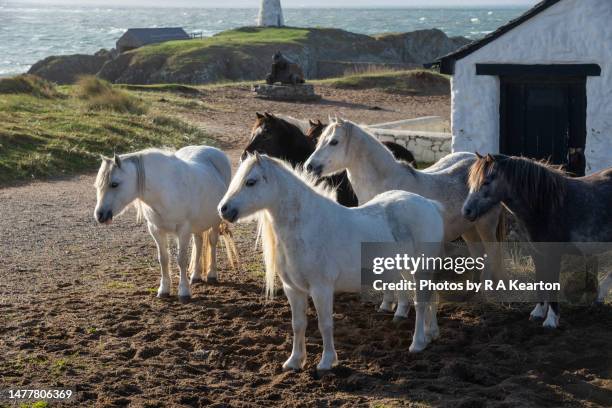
75;75;146;114
0;74;58;98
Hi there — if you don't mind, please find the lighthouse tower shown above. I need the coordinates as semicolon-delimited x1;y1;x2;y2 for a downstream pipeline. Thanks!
257;0;284;27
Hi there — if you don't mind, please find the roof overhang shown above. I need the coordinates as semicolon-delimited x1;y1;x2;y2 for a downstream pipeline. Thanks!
438;0;563;75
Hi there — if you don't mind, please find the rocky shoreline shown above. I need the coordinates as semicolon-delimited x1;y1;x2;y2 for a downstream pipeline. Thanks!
27;26;469;85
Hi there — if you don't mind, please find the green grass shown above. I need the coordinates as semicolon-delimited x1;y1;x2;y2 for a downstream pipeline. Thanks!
0;74;59;98
136;27;310;58
0;78;213;186
319;69;450;95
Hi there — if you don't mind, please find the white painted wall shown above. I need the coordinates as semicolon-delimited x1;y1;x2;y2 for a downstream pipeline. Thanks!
371;129;452;164
257;0;284;27
451;0;612;173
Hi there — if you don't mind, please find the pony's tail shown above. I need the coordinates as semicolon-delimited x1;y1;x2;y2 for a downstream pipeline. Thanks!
189;230;211;277
496;208;507;241
219;222;239;271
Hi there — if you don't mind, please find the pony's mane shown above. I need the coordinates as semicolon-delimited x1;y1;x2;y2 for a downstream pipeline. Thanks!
276;114;311;134
325;118;416;174
95;148;173;189
469;155;567;213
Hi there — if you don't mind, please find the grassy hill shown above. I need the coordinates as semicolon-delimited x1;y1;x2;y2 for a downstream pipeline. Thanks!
0;75;213;186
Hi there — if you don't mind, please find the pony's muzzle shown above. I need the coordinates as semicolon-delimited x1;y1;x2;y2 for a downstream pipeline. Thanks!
306;162;323;177
96;209;113;224
219;203;239;223
462;205;477;222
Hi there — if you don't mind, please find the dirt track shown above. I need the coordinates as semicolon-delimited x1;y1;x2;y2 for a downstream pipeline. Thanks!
1;86;611;407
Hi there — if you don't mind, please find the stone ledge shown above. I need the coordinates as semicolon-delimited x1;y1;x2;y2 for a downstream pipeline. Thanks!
252;83;321;101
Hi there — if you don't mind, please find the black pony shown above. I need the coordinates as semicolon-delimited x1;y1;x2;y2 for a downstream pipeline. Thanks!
463;153;612;326
243;113;358;206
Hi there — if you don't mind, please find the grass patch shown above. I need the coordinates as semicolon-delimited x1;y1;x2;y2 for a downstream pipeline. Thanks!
106;281;136;290
0;74;59;98
0;78;214;186
136;26;310;58
20;402;49;408
75;76;146;114
320;69;450;95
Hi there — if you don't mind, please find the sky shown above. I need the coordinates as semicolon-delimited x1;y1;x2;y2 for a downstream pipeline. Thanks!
9;0;540;8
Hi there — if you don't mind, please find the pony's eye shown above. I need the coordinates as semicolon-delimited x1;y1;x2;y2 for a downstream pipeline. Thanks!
110;182;119;188
246;179;257;187
330;140;339;146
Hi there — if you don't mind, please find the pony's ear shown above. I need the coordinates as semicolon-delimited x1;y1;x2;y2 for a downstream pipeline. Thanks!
475;152;483;159
264;112;274;119
256;112;264;119
253;151;261;163
100;154;110;162
317;120;323;126
485;154;495;162
113;154;122;169
309;119;317;126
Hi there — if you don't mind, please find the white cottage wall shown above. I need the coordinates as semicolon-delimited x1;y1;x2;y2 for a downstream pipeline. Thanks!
451;0;612;173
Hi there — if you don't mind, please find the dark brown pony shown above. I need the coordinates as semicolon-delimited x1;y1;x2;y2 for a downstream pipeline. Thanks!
307;120;417;167
243;113;358;207
463;154;612;326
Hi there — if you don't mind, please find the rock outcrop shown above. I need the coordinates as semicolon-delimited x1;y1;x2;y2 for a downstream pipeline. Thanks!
28;53;111;85
31;27;471;85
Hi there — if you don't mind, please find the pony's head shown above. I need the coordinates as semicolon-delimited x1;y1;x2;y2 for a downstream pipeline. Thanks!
462;153;566;221
462;153;507;221
306;119;326;143
241;112;313;164
305;117;352;177
94;154;140;224
219;153;278;223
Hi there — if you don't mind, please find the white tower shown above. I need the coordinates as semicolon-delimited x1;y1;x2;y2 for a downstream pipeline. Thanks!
257;0;284;27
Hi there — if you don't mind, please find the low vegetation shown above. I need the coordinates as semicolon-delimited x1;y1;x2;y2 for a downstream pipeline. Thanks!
75;75;145;114
322;69;450;95
0;75;213;186
0;74;59;98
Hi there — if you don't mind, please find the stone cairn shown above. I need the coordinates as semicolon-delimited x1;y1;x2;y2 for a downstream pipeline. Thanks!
257;0;284;27
253;51;320;101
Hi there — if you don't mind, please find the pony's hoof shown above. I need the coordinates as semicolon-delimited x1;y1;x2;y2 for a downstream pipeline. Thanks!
392;315;408;323
282;355;306;371
190;277;204;285
157;292;170;299
206;277;219;284
409;342;427;353
178;296;192;304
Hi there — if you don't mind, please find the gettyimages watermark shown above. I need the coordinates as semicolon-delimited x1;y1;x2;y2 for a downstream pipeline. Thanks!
361;242;611;304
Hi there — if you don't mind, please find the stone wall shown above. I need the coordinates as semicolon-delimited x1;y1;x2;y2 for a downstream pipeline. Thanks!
369;128;452;164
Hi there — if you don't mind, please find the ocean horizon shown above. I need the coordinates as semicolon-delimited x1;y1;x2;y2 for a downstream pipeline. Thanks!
0;2;529;77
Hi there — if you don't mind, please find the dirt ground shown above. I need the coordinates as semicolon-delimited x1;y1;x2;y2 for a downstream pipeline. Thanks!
1;85;611;407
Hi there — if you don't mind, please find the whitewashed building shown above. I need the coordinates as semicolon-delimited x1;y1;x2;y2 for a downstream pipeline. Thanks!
258;0;284;27
439;0;612;175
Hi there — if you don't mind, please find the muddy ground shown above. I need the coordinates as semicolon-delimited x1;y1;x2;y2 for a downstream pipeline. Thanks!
0;85;611;407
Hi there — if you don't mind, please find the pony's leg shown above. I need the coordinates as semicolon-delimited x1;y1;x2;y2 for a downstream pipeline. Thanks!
206;225;220;283
176;228;192;300
190;233;204;284
393;289;411;322
475;210;505;283
532;253;561;328
379;289;395;313
597;271;612;304
410;276;433;353
462;228;485;282
425;291;440;341
282;284;308;371
311;286;338;371
148;223;171;298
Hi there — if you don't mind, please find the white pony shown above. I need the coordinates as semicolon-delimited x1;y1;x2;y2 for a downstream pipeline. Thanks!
305;119;504;286
94;146;238;300
218;154;445;371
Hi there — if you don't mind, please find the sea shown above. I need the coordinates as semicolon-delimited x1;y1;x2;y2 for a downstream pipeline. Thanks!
0;3;529;77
